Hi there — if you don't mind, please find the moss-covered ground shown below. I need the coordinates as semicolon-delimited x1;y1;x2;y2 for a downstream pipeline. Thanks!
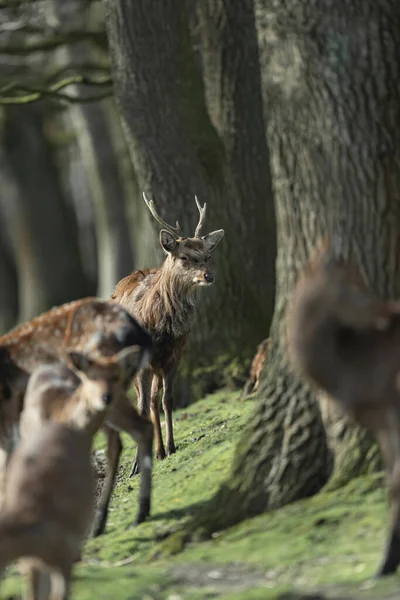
2;390;400;599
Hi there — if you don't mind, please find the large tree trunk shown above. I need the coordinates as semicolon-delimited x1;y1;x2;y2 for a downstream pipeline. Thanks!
184;0;400;536
190;0;276;318
104;0;275;401
0;105;90;322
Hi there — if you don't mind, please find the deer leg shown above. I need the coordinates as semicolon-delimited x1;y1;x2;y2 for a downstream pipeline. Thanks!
106;394;153;525
25;566;51;600
162;368;176;456
376;416;400;576
49;564;72;600
129;369;152;477
91;426;123;537
150;374;165;460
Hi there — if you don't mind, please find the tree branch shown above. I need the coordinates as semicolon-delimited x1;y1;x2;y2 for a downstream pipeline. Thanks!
0;74;113;104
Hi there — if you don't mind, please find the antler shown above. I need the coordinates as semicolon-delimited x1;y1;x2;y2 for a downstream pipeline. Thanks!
194;195;207;238
142;192;183;237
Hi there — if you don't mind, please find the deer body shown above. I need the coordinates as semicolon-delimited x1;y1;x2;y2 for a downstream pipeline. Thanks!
0;297;154;536
112;194;224;475
0;422;96;600
286;237;400;576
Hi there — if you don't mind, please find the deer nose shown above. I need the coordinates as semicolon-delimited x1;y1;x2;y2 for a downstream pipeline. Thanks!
204;272;214;284
102;393;113;406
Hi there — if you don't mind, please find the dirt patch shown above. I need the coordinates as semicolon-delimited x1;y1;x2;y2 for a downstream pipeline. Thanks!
171;561;278;594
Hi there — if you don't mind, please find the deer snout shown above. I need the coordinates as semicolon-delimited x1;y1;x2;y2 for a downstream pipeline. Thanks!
204;272;214;284
102;392;113;406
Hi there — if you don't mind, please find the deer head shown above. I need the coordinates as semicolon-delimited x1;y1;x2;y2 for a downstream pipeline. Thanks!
66;345;151;413
143;193;225;289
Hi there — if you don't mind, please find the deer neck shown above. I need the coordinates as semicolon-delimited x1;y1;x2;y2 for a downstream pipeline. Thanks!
136;264;196;338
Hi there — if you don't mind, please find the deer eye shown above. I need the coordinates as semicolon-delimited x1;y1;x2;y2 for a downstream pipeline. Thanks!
180;256;188;261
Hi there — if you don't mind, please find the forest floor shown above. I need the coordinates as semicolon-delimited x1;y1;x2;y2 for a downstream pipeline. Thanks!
2;390;400;599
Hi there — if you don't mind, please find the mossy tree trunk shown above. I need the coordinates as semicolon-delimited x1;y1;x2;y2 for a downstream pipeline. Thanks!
185;0;400;535
104;0;275;400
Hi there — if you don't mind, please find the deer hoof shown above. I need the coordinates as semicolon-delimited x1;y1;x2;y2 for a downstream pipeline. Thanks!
156;448;166;461
166;442;176;456
91;508;108;538
132;498;151;527
129;460;140;478
375;557;399;577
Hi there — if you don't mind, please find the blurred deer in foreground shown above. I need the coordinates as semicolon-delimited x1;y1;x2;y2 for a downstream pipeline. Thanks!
286;234;400;576
0;422;98;600
4;347;145;599
112;193;224;476
0;298;153;536
19;346;147;538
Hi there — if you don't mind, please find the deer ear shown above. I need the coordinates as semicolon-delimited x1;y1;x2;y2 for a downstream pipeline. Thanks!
117;346;148;380
160;230;178;254
202;229;224;252
67;351;93;374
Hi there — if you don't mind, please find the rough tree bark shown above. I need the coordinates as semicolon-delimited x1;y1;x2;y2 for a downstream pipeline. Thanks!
0;105;90;322
174;0;400;537
104;0;274;396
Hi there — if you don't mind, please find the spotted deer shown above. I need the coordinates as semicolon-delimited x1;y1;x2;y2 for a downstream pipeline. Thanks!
112;193;224;476
286;234;400;577
0;297;153;536
0;422;100;600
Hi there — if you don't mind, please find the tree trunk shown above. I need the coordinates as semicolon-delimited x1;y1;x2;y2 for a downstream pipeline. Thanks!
182;0;400;536
190;0;276;320
0;105;90;322
65;97;134;298
104;0;274;401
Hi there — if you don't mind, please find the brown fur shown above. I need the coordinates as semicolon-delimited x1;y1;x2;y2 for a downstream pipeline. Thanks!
0;298;154;535
286;236;400;576
0;422;96;600
112;200;224;475
242;338;270;397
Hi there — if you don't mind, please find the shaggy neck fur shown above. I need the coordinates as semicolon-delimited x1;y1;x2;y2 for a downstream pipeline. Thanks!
133;261;198;339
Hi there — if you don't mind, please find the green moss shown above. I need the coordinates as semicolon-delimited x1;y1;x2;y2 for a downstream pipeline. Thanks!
2;390;400;599
182;355;252;400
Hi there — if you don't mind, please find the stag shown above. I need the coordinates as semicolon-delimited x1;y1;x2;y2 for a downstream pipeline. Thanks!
112;193;224;475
